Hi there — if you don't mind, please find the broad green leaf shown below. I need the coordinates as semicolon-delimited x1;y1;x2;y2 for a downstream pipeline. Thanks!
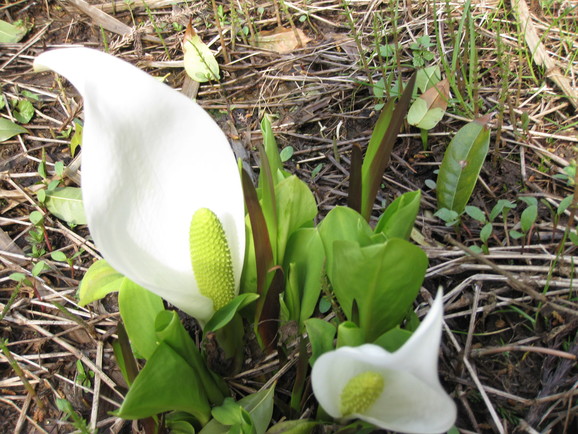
156;310;227;405
275;175;317;265
44;187;87;225
436;117;491;214
0;117;29;142
212;398;250;427
78;259;124;305
304;318;336;365
165;412;199;434
205;293;260;332
266;420;317;434
318;206;373;279
331;238;428;341
118;342;211;424
283;228;325;325
372;326;412;352
0;19;27;44
118;279;164;360
183;23;219;82
237;384;275;434
374;190;421;240
200;385;275;434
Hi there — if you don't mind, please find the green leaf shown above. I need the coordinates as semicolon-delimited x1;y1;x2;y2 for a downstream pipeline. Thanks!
304;318;336;365
78;259;124;305
361;74;417;219
489;199;516;221
31;260;49;276
480;222;493;244
374;190;421;240
433;207;460;226
118;342;211;424
372;326;412;352
70;121;83;157
260;115;285;184
205;293;260;333
279;146;294;162
318;206;373;279
29;210;43;225
50;251;68;262
0;19;27;44
237;385;275;434
275;175;317;265
0;117;29;142
436;117;491;214
331;238;428;341
212;398;249;426
118;279;164;360
44;187;87;225
464;205;486;223
156;310;227;405
283;228;325;325
558;194;573;215
520;204;537;233
415;66;441;93
183;24;220;82
266;420;317;434
13;99;34;124
200;385;275;434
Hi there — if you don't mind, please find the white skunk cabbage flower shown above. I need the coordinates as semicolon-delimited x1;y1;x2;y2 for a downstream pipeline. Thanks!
311;293;457;433
34;48;245;324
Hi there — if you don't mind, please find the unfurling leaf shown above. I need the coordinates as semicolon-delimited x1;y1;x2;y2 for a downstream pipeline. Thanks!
183;23;220;82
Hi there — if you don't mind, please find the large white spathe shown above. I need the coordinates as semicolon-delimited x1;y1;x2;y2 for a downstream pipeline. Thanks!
34;47;245;324
311;292;457;433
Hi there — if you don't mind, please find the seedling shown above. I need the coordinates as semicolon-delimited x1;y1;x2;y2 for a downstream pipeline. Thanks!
56;398;93;434
510;197;538;242
51;249;83;278
75;360;95;388
409;35;435;67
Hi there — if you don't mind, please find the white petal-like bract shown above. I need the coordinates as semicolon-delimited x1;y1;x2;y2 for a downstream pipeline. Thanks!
34;48;245;323
311;293;457;433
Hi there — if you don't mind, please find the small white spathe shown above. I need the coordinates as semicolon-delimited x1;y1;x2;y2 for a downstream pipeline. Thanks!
311;292;457;433
34;48;245;324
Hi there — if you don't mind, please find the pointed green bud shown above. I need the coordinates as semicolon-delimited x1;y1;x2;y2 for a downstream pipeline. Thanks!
340;371;384;417
190;208;235;311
